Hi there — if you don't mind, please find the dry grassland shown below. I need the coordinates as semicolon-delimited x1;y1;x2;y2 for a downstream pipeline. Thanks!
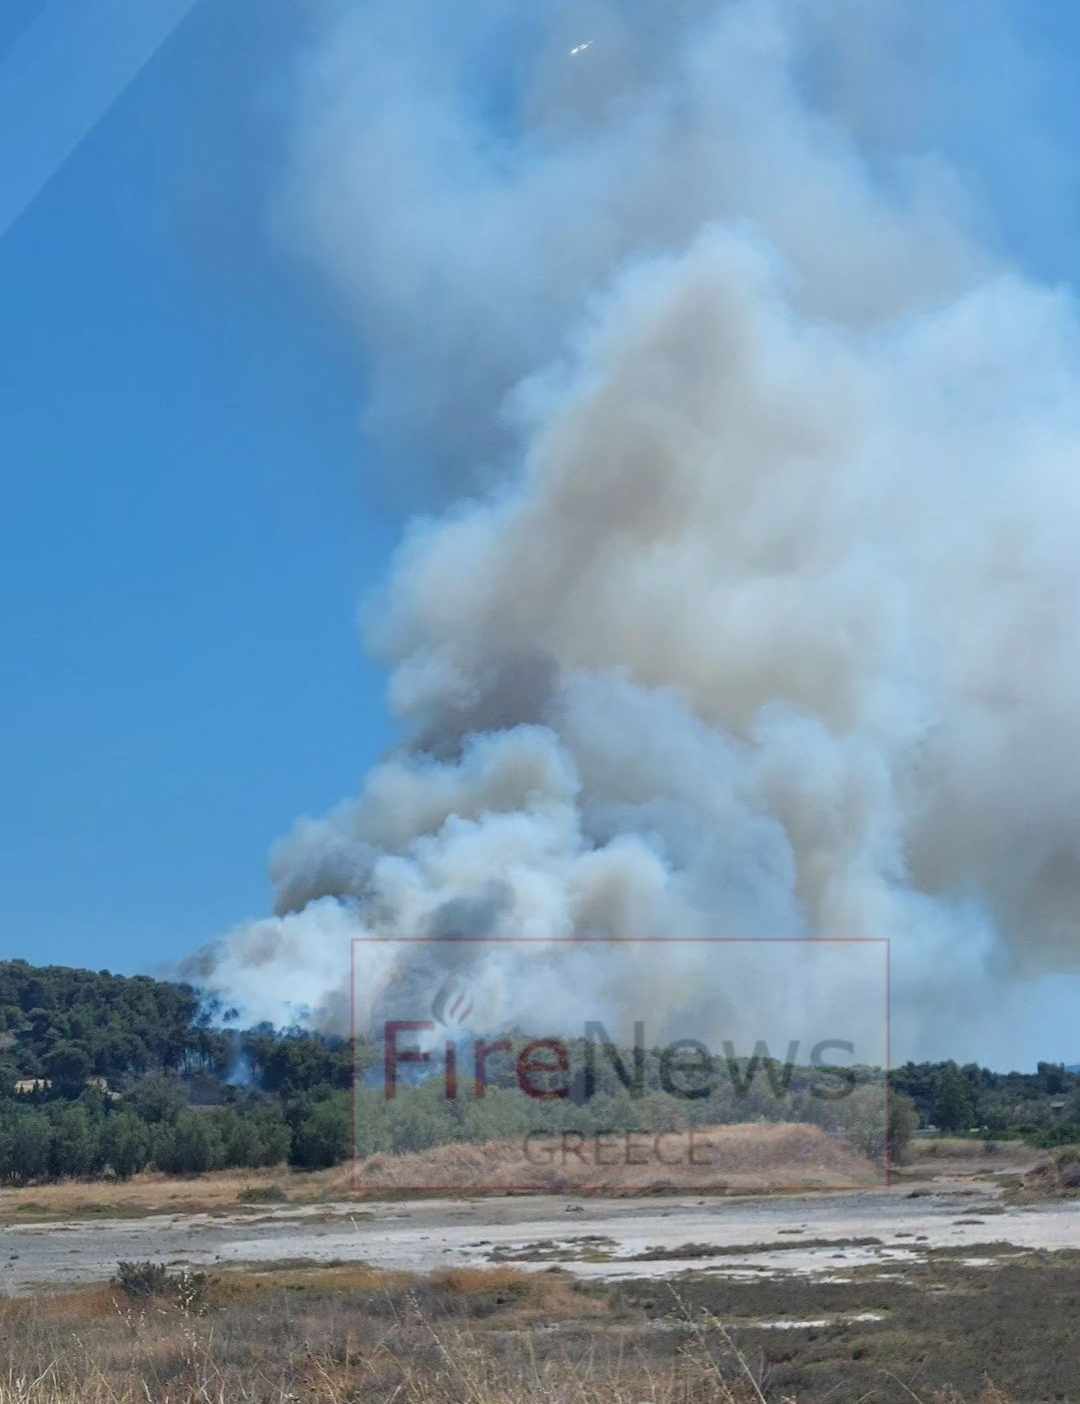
350;1123;880;1195
0;1167;338;1222
0;1257;1028;1404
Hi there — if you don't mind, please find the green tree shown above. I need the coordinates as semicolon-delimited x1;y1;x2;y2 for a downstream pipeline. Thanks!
933;1064;977;1132
125;1075;187;1125
1037;1061;1067;1095
887;1092;919;1163
250;1108;292;1167
2;1110;51;1184
46;1103;101;1179
104;1112;151;1180
289;1095;349;1170
154;1111;223;1175
44;1041;92;1095
214;1108;261;1167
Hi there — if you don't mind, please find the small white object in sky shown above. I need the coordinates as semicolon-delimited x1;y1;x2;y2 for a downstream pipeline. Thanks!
569;40;594;56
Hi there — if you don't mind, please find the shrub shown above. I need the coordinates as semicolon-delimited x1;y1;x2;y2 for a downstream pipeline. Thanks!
289;1094;349;1170
46;1103;103;1179
236;1183;288;1203
887;1093;919;1164
113;1259;171;1298
153;1110;223;1175
0;1109;51;1184
103;1111;151;1180
113;1260;212;1313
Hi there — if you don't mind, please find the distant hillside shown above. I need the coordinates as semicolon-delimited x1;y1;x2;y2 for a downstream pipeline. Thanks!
0;959;358;1185
0;958;355;1097
0;960;204;1089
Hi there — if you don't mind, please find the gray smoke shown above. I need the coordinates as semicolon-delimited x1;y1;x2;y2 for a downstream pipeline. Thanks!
196;0;1080;1065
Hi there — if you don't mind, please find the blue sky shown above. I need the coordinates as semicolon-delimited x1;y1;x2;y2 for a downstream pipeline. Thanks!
6;0;1080;996
1;0;399;974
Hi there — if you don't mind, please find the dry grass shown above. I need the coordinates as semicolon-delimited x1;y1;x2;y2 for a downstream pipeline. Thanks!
0;1124;878;1223
0;1260;1016;1404
349;1123;879;1196
1014;1146;1080;1199
0;1167;342;1223
0;1266;754;1404
908;1138;1004;1160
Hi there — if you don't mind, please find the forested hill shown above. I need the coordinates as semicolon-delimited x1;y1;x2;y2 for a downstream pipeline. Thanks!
0;959;358;1183
0;959;353;1096
0;960;209;1089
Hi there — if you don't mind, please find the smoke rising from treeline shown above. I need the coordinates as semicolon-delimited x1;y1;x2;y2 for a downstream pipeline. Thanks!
191;0;1080;1065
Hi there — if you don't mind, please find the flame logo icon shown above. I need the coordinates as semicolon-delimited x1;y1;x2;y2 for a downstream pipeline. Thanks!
431;976;474;1030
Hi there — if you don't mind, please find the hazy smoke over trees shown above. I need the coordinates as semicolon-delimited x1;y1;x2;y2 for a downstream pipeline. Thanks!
191;0;1080;1066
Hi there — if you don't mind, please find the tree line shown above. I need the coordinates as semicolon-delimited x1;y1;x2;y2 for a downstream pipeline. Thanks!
0;1078;359;1185
2;959;1077;1185
891;1059;1080;1143
0;960;358;1184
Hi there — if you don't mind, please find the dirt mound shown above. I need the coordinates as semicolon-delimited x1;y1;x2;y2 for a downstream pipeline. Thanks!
345;1122;880;1196
1019;1148;1080;1200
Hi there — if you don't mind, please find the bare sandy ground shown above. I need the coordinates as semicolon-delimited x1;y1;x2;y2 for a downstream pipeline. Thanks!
2;1151;1077;1297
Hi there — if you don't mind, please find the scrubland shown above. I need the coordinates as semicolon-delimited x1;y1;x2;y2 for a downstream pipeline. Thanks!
3;1133;1077;1401
0;1249;1063;1404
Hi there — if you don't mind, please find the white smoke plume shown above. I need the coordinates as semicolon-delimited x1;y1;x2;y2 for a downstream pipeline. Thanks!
194;0;1080;1065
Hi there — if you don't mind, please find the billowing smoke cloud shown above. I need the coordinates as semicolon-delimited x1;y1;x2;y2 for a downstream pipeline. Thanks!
195;0;1080;1065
